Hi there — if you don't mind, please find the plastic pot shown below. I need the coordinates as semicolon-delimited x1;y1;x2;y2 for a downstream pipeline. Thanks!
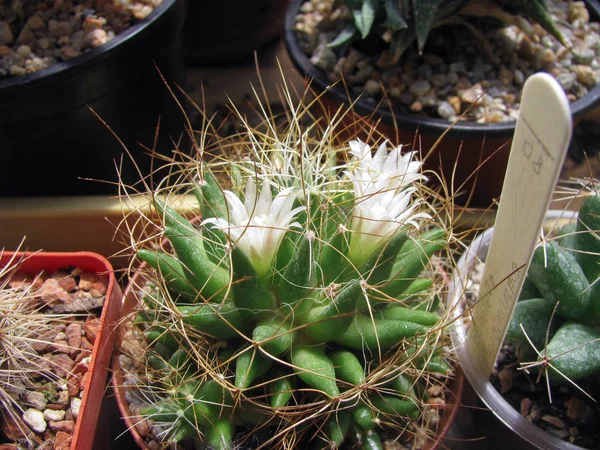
0;251;123;450
283;0;600;207
112;259;465;449
0;0;187;196
182;0;289;65
446;210;581;449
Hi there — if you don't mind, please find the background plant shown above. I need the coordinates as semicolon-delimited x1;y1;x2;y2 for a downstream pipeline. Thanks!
327;0;566;63
118;88;460;449
505;181;600;395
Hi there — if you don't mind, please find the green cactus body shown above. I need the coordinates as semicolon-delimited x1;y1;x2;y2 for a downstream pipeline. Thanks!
133;137;450;449
291;343;340;398
507;193;600;386
334;315;426;350
529;241;593;325
543;322;600;382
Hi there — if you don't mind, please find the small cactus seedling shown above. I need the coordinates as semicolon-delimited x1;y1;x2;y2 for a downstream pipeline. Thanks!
119;92;459;449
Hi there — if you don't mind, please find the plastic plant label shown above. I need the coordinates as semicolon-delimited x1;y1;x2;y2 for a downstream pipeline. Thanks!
466;73;572;378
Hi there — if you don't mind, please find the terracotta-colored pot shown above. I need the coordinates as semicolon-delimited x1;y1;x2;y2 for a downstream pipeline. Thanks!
283;0;600;208
113;262;465;449
0;251;122;450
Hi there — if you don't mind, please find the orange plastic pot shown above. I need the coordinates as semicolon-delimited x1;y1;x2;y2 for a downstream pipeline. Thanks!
0;251;123;450
112;262;465;449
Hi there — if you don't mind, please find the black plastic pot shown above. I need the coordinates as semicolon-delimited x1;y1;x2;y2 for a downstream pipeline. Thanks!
182;0;289;65
284;0;600;207
0;0;187;196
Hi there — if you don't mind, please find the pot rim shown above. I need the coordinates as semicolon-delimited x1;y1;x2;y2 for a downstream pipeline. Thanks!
284;0;600;140
446;209;583;450
112;262;466;450
0;0;177;91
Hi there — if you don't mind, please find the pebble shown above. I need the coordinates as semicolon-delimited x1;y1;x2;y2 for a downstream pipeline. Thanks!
70;397;81;418
574;64;597;87
520;397;533;416
23;391;48;411
22;409;47;434
409;80;431;97
459;83;484;105
0;0;163;78
0;21;13;45
542;415;567;429
44;409;66;422
297;0;600;124
437;101;456;120
363;79;381;96
410;101;423;113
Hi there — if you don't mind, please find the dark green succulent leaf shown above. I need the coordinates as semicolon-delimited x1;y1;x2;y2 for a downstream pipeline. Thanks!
389;28;416;61
495;0;567;46
353;0;379;38
384;0;408;30
328;23;359;48
412;0;445;52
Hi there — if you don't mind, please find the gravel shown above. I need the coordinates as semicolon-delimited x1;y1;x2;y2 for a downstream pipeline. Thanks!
465;261;600;448
0;266;107;447
0;0;163;79
295;0;600;124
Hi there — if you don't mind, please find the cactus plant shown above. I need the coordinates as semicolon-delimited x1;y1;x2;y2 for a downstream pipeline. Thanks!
115;92;461;449
507;189;600;383
327;0;566;63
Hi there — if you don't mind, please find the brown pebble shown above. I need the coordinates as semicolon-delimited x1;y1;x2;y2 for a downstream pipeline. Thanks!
49;420;75;434
44;353;75;379
79;272;97;291
520;397;533;416
566;397;594;425
542;415;567;429
46;403;67;411
53;431;73;450
447;95;461;114
37;278;70;306
84;316;101;344
133;416;150;438
529;405;542;423
67;373;81;397
498;367;513;394
80;371;91;392
92;277;108;295
65;322;82;358
52;271;77;292
410;101;423;113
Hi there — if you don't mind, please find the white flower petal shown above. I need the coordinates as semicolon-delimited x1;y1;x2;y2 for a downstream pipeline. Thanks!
243;177;257;213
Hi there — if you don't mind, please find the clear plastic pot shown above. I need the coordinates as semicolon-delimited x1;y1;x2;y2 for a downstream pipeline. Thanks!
446;210;581;450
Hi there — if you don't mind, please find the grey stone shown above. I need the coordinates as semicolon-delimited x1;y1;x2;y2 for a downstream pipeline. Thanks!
408;80;432;97
437;101;456;120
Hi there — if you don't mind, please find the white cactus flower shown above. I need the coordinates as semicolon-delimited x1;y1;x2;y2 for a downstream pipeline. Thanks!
347;139;427;190
346;140;431;266
202;177;305;278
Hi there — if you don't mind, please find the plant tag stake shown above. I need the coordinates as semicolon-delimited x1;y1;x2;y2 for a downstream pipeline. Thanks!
466;73;572;378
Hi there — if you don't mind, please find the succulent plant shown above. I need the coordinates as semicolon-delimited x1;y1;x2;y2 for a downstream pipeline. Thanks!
122;98;458;449
507;189;600;383
328;0;566;62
